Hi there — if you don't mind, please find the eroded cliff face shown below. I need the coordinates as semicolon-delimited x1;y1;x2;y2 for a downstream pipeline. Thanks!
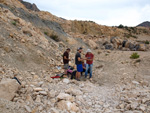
0;0;150;113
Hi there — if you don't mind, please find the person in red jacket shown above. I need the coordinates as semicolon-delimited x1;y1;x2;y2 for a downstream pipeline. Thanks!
85;49;94;79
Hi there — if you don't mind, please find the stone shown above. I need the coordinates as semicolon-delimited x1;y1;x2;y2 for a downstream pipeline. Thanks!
24;105;32;113
138;44;146;51
57;93;74;102
33;75;39;79
35;95;41;103
119;104;124;109
31;72;35;75
39;91;47;95
21;81;26;88
26;94;33;102
57;100;79;112
125;104;131;110
87;39;98;49
131;102;139;110
48;90;56;98
3;46;12;53
139;104;146;111
63;78;70;84
37;81;44;87
38;106;43;111
45;76;52;82
0;79;20;100
105;44;114;50
132;81;140;85
65;88;83;96
33;87;43;91
50;108;59;113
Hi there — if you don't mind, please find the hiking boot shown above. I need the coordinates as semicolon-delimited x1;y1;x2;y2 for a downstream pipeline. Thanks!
76;78;80;81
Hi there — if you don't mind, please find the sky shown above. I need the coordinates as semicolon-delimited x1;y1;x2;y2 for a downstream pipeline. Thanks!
24;0;150;26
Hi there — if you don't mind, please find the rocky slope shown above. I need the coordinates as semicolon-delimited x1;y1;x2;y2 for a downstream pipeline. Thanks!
0;0;150;113
137;21;150;28
18;0;40;11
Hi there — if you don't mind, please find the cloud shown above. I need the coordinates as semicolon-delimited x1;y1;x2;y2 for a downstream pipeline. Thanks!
24;0;150;26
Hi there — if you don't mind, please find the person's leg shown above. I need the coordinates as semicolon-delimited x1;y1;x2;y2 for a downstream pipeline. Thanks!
89;64;93;78
76;71;78;79
64;64;68;74
76;64;82;80
85;64;89;78
76;65;79;79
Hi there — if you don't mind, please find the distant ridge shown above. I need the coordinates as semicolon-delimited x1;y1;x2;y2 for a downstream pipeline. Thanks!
137;21;150;27
18;0;40;11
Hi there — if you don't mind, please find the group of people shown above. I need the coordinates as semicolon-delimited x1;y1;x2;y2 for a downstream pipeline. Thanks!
63;47;94;81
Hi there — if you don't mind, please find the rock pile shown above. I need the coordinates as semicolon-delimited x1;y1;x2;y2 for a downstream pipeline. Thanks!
102;37;149;51
116;80;150;113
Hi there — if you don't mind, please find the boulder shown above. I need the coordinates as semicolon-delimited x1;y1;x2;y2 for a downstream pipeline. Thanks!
105;44;114;50
33;87;43;91
86;40;98;49
63;78;70;84
65;88;83;96
138;44;146;51
0;79;20;100
57;93;74;102
57;100;79;112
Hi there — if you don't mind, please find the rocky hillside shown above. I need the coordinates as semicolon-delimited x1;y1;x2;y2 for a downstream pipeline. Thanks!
18;0;40;11
137;21;150;27
0;0;150;113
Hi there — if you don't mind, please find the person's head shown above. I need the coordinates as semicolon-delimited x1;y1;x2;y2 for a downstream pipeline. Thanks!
86;49;92;54
77;47;83;53
66;48;71;53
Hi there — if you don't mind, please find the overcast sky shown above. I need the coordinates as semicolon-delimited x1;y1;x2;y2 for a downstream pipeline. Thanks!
24;0;150;26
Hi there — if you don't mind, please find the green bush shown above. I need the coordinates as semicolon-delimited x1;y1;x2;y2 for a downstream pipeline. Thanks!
145;40;149;44
12;21;16;26
130;53;140;59
50;34;59;42
117;24;124;28
44;32;48;35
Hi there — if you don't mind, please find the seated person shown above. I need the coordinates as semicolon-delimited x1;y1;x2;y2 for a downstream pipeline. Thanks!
81;61;89;76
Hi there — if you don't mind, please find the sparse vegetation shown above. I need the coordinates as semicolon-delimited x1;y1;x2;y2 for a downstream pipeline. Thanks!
117;24;124;28
44;32;48;35
130;52;140;59
50;34;59;42
145;40;149;44
11;21;16;26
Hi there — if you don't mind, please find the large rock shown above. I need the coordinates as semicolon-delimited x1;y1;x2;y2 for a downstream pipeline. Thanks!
0;79;20;100
57;93;74;102
110;37;122;49
65;88;83;96
138;44;146;51
86;40;98;49
57;100;79;112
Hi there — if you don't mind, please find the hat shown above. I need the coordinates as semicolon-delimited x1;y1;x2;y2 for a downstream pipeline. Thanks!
86;49;91;53
77;47;83;51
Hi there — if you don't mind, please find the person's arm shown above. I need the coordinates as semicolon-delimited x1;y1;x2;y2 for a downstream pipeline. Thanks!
78;57;82;61
88;56;94;61
64;56;70;61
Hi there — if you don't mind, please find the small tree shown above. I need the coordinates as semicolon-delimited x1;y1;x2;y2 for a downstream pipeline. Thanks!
117;24;124;28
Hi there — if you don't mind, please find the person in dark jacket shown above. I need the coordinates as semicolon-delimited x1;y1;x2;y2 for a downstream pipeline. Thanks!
63;48;71;75
75;47;86;81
